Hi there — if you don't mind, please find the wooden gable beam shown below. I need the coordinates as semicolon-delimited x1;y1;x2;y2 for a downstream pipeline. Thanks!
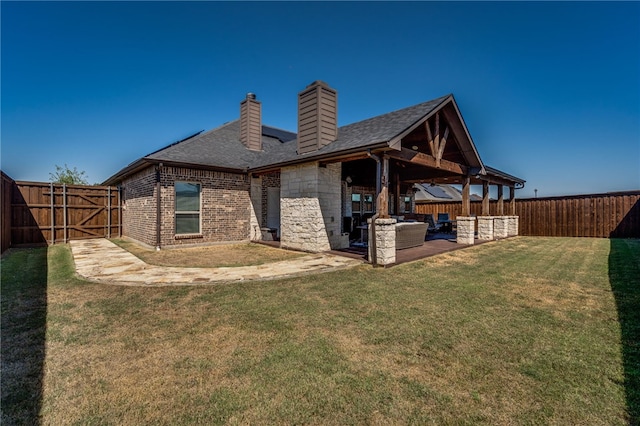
425;112;449;169
386;147;467;175
437;127;449;168
426;120;435;157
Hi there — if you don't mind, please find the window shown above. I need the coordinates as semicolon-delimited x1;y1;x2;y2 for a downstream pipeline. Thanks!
351;193;361;214
363;194;374;213
175;182;201;234
402;196;412;213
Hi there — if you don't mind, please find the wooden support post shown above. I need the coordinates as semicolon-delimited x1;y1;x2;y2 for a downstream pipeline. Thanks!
378;156;390;218
509;186;516;215
497;185;504;215
394;170;400;215
462;176;471;216
482;181;490;216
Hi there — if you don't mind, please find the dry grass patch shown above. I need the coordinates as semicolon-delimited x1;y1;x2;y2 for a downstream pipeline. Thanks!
111;238;304;268
2;237;637;425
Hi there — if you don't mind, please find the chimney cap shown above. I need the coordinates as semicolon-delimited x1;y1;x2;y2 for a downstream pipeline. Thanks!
246;92;256;100
307;80;331;88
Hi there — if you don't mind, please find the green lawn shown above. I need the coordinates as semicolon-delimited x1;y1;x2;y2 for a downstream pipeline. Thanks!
1;237;638;425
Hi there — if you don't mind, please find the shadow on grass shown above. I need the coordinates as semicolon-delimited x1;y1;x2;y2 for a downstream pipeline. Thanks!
609;239;640;425
1;247;48;424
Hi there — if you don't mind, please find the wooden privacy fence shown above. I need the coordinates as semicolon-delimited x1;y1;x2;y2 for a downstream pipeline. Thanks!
1;172;13;253
415;200;509;219
414;190;640;238
516;192;639;238
6;179;121;248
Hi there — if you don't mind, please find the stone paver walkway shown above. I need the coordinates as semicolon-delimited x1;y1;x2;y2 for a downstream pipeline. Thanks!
70;239;363;287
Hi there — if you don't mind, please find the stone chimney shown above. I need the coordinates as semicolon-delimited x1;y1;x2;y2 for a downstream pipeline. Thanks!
240;93;262;151
297;81;337;154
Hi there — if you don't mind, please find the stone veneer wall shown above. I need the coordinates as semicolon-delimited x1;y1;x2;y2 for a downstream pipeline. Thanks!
122;166;157;247
456;217;476;245
280;162;347;252
477;216;495;241
123;165;252;248
494;216;509;239
508;216;519;237
368;218;396;266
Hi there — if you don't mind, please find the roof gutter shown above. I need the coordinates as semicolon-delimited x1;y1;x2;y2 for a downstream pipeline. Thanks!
103;158;248;186
480;165;526;188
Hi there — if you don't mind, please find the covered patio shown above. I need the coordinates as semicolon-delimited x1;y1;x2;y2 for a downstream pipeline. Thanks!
259;232;490;267
335;96;525;266
250;89;524;267
331;232;493;266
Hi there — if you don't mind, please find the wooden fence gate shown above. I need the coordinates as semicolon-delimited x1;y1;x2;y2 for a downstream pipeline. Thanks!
8;180;120;247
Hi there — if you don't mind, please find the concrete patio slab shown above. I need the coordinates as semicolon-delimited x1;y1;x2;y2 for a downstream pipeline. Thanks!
70;239;363;287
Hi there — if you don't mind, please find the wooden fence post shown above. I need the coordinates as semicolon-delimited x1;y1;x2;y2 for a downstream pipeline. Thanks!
63;184;67;243
50;182;55;244
107;186;111;239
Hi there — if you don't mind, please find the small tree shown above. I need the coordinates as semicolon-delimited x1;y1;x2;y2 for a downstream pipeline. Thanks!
49;164;89;185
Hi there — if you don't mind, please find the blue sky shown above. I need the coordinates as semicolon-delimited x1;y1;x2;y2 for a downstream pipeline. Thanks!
2;1;638;198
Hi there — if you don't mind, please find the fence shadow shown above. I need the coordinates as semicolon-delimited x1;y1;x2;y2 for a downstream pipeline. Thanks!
1;247;48;424
11;181;47;247
611;199;640;238
609;238;640;424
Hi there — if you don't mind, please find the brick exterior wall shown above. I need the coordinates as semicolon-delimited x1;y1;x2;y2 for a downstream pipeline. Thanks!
122;165;252;248
261;171;280;228
122;167;157;247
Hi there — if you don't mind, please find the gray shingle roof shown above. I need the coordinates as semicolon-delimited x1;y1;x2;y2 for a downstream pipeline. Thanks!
133;94;450;172
106;94;500;185
251;95;451;168
144;121;257;169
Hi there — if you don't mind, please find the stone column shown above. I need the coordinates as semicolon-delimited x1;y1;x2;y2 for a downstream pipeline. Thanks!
280;162;347;252
368;218;396;266
494;216;509;239
477;216;494;241
508;216;519;237
456;217;475;245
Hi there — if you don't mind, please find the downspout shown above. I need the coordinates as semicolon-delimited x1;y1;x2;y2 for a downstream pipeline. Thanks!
155;163;163;251
366;150;381;266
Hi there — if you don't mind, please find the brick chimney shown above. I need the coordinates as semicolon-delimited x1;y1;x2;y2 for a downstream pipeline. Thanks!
297;81;337;154
240;93;262;151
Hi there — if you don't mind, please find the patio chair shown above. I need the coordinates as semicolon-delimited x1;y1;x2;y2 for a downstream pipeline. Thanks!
437;213;453;233
423;214;440;233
